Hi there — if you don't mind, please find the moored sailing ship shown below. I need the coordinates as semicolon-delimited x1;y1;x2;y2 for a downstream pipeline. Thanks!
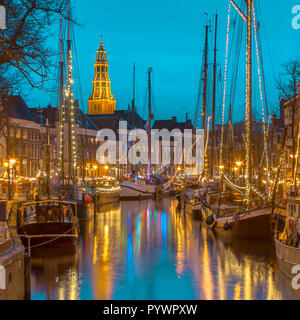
198;2;277;241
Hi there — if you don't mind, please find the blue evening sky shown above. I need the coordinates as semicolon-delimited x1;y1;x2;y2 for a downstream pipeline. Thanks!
21;0;300;123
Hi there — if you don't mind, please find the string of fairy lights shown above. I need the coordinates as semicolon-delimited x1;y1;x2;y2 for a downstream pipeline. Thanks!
252;3;271;199
218;1;275;205
57;47;78;180
219;0;231;167
67;49;78;176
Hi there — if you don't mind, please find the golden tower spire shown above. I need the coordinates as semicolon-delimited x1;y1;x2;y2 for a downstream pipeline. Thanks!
88;38;116;114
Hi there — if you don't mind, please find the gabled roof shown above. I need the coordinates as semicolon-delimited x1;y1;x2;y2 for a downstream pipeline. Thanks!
1;95;37;122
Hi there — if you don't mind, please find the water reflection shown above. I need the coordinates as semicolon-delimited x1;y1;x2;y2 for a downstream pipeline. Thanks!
30;199;300;300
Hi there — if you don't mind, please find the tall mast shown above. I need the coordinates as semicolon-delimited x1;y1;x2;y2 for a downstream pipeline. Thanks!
210;14;218;179
58;16;65;180
147;68;152;179
202;24;209;135
245;0;253;205
67;0;71;180
132;63;136;129
202;24;209;177
65;0;77;184
45;118;51;199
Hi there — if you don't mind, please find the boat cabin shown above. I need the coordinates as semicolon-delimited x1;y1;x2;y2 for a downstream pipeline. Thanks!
287;197;300;219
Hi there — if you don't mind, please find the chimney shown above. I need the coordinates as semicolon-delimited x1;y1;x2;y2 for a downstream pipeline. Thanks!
171;116;177;124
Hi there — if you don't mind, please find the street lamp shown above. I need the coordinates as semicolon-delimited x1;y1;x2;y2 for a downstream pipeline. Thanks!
93;165;98;177
4;159;16;200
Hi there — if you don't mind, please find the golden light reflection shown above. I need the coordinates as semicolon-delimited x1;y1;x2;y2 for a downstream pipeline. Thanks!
201;228;214;300
234;283;241;300
175;216;184;276
244;261;252;300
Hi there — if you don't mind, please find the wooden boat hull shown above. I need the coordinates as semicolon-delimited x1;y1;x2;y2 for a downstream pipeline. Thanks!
274;236;300;279
120;185;154;200
201;204;273;243
120;181;170;200
18;221;77;248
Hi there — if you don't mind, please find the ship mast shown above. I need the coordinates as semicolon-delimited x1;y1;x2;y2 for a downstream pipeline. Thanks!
210;14;218;180
245;0;253;205
58;16;65;181
57;0;78;189
132;63;136;129
66;0;78;185
202;24;209;177
147;67;153;179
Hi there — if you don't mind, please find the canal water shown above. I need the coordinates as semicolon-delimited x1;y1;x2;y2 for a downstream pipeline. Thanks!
30;199;300;300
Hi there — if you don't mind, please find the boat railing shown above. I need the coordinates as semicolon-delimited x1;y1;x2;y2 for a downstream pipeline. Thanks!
21;200;78;218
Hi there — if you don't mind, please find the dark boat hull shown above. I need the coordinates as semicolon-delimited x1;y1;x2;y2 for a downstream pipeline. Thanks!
18;221;77;249
201;204;273;243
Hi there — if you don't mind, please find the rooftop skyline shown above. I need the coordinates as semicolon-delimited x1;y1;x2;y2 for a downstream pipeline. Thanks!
19;0;300;123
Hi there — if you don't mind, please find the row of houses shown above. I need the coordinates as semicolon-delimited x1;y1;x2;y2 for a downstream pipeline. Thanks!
0;95;196;185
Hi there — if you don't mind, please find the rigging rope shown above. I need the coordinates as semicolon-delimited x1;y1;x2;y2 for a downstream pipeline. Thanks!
220;1;231;166
252;4;271;198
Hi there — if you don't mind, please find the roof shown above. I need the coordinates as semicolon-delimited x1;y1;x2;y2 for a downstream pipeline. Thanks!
0;95;37;122
30;103;99;131
88;109;146;131
152;118;194;132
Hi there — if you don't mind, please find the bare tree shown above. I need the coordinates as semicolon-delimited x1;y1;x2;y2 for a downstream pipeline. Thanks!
0;0;70;95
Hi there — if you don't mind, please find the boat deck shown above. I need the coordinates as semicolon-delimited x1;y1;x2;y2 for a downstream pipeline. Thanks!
217;207;272;224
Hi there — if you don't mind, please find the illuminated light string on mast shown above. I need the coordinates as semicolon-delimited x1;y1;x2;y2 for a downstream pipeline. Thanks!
252;3;271;199
220;0;231;168
66;48;78;174
244;0;253;205
57;39;78;178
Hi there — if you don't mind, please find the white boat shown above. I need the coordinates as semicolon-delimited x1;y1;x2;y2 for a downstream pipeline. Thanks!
95;177;120;205
274;195;300;278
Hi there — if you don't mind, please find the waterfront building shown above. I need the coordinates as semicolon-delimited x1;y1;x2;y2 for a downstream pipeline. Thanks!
30;103;101;180
0;96;51;197
152;117;195;175
283;87;300;180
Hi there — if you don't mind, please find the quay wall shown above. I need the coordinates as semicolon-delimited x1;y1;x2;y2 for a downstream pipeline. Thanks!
0;201;25;300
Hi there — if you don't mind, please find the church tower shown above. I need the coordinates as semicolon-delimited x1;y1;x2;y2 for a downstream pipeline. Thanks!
88;39;116;114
